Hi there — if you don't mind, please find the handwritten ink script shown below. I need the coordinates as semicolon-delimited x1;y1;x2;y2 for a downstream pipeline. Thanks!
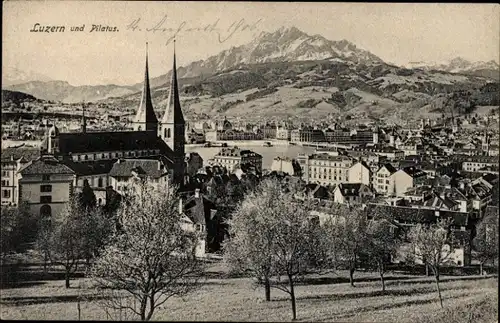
29;23;119;33
27;16;262;42
126;15;262;44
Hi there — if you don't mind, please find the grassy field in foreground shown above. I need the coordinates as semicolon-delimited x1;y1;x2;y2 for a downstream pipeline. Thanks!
0;268;497;322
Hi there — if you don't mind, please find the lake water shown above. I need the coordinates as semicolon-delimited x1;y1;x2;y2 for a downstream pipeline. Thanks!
185;144;316;169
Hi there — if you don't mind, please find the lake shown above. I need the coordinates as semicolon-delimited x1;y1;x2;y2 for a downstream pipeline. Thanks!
185;144;316;169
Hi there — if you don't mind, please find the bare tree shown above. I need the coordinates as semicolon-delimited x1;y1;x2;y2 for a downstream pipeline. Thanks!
323;206;368;287
225;178;320;320
39;199;85;288
223;186;275;301
410;218;455;308
90;182;204;321
365;213;401;293
472;214;499;275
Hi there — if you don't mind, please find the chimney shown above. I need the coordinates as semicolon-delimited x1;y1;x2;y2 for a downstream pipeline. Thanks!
195;188;200;198
178;198;183;214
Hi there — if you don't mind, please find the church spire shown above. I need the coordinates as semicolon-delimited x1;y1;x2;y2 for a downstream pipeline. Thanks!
133;42;158;132
161;39;185;125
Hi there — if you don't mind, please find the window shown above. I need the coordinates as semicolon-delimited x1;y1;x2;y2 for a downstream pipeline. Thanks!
42;175;51;181
40;196;52;203
40;185;52;192
1;180;8;186
93;154;97;160
1;171;7;177
98;177;103;188
84;155;89;161
2;190;10;198
167;128;171;138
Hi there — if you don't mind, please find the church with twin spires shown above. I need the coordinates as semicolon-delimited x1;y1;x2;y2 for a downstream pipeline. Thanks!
39;43;188;190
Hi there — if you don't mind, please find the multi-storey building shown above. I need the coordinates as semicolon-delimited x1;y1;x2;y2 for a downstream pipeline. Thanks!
391;166;427;197
108;159;171;195
456;155;499;172
346;145;404;160
374;163;398;195
17;155;76;219
276;125;292;141
1;152;34;206
212;147;263;174
324;128;378;145
290;127;325;143
297;153;353;186
347;161;372;186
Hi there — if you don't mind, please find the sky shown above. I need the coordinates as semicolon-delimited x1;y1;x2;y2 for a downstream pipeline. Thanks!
3;1;499;86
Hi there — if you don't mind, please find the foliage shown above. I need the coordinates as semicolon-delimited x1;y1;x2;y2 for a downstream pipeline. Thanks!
78;179;97;211
224;178;322;320
35;198;114;287
90;182;204;321
1;202;39;259
472;213;499;269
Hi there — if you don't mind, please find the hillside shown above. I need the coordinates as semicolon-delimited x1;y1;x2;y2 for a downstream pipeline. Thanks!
1;90;39;103
4;81;138;104
101;58;498;123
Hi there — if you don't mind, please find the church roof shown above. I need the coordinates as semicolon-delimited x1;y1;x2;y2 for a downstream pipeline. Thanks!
161;44;185;125
134;43;158;125
57;131;173;155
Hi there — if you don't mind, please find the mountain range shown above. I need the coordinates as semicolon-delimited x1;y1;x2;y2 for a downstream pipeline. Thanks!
404;58;499;80
2;26;499;121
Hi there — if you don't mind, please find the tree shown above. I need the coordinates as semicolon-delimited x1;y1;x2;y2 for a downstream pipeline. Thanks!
90;182;204;321
410;218;455;308
472;214;499;275
365;213;401;293
79;179;97;211
224;178;320;320
79;207;115;268
50;199;87;288
224;180;280;302
35;198;113;287
323;206;368;287
1;202;40;261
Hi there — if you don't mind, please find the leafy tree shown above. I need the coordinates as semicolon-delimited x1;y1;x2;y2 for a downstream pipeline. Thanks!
224;178;320;320
410;218;455;308
91;182;204;321
472;214;499;275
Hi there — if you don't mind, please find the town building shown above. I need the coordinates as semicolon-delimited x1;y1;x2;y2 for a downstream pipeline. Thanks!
297;153;353;186
17;155;76;219
108;159;171;196
332;183;374;205
211;147;263;174
347;161;372;186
